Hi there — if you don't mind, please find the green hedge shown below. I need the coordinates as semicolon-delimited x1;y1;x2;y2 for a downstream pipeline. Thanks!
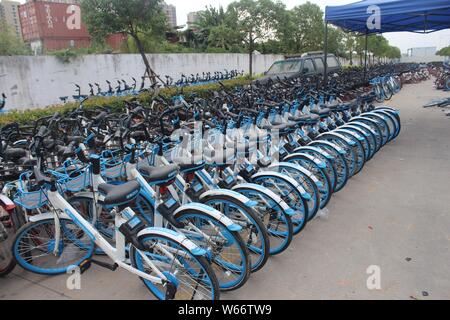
0;77;252;126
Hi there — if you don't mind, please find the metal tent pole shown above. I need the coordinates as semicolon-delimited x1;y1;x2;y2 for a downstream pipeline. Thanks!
364;31;368;82
323;22;329;85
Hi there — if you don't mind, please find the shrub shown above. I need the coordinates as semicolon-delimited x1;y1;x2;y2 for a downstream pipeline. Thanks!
0;77;253;126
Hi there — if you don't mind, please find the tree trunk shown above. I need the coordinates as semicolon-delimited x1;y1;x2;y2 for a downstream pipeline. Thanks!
349;51;353;66
130;32;158;85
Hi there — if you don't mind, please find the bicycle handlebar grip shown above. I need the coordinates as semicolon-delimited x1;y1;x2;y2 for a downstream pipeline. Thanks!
76;145;89;164
90;155;101;175
36;126;47;139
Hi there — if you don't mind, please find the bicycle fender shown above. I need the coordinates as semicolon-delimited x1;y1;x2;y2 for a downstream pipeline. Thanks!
0;194;15;208
293;146;335;160
173;203;241;232
319;132;356;146
232;183;295;216
310;140;347;155
251;171;308;197
199;189;256;208
28;212;71;223
283;152;327;169
137;227;206;256
268;162;322;192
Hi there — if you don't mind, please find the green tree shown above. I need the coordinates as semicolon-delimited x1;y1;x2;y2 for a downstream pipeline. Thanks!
437;46;450;56
195;5;228;30
327;27;345;58
187;6;227;50
368;34;390;62
385;46;401;60
281;2;324;54
228;0;286;76
81;0;166;83
208;24;241;51
0;25;30;56
343;32;358;65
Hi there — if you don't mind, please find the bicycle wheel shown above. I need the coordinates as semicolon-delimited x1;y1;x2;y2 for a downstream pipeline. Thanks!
376;107;401;135
201;194;270;273
269;163;317;224
373;109;401;140
374;84;385;103
173;209;250;292
13;218;95;275
350;118;383;153
318;133;358;178
130;234;220;300
369;111;397;142
309;141;349;193
342;124;375;161
382;82;393;101
362;113;391;146
252;172;308;236
0;207;25;276
0;225;15;276
346;122;379;158
333;129;367;175
233;184;294;255
295;146;338;192
283;153;332;209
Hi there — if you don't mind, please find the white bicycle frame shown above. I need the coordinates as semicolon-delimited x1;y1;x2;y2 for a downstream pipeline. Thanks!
123;158;239;242
31;173;204;285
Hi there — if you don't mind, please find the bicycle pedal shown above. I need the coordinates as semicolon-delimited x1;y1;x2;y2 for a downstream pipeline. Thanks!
78;259;92;274
91;259;118;271
165;281;177;300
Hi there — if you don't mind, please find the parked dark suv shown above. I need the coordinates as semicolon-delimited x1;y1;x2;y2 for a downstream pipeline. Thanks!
260;52;342;82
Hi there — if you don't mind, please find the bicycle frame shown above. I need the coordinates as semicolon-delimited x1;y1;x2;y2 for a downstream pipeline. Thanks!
32;176;203;285
123;159;240;235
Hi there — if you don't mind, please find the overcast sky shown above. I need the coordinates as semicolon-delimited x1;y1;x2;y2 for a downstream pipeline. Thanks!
165;0;450;54
16;0;450;54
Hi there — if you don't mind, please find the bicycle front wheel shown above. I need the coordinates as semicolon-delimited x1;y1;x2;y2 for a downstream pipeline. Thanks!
13;218;95;275
174;209;251;292
130;234;220;300
201;194;270;273
0;206;25;276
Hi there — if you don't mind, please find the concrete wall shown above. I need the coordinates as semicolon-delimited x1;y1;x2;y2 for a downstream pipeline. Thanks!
400;56;446;63
0;53;283;110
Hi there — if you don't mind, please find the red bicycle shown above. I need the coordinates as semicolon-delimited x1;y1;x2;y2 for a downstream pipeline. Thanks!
0;179;26;276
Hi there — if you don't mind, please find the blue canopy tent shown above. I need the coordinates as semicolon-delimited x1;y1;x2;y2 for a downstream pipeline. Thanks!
323;0;450;81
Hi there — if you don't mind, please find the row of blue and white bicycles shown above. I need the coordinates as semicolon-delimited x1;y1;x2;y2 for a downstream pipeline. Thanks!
0;75;401;300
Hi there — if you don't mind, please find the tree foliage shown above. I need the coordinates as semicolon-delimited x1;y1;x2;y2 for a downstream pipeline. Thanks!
227;0;286;75
280;2;324;53
177;0;401;66
0;25;30;56
437;46;450;56
81;0;167;82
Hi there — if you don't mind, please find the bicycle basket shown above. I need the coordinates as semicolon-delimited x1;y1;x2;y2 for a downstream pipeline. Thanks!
13;172;49;210
101;149;126;180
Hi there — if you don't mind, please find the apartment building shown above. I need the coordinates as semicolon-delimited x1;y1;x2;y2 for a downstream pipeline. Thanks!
0;0;22;39
162;1;177;28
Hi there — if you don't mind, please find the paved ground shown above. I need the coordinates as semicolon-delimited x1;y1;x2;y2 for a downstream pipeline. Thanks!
1;80;449;300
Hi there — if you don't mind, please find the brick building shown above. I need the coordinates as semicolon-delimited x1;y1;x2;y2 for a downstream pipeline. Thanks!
19;0;126;54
